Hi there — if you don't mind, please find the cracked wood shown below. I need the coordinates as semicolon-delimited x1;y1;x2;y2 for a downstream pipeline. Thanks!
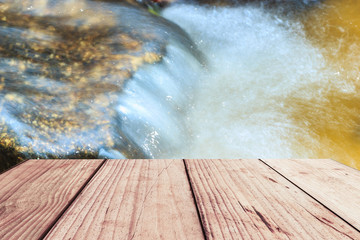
0;159;104;240
260;158;360;231
185;159;360;240
45;159;204;240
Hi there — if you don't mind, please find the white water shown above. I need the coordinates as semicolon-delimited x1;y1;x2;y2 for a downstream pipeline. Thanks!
4;1;360;169
158;4;354;160
2;1;359;168
115;43;202;158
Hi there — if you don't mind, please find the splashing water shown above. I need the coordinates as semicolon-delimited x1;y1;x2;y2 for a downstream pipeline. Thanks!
1;0;360;170
0;0;203;169
160;1;360;170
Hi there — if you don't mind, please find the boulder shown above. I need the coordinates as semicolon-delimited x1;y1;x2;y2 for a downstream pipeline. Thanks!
0;0;197;171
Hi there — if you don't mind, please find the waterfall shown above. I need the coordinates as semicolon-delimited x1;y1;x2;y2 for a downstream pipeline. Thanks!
113;44;203;159
159;2;360;169
0;0;204;168
1;0;360;170
160;4;326;159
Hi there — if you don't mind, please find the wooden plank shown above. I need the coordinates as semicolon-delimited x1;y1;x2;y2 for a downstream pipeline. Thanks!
260;158;360;231
185;159;360;240
0;159;104;240
45;159;204;240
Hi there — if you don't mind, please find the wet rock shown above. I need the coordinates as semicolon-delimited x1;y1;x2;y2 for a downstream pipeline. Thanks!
0;0;197;171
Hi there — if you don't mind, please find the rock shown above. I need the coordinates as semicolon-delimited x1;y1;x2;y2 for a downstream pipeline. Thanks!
0;0;197;171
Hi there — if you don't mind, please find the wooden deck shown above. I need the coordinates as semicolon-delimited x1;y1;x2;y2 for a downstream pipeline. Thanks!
0;159;359;239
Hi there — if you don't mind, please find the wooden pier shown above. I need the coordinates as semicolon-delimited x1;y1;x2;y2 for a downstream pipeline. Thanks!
0;159;359;239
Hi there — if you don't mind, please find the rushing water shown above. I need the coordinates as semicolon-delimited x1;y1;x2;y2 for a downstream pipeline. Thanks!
1;0;360;170
0;0;203;170
159;0;360;169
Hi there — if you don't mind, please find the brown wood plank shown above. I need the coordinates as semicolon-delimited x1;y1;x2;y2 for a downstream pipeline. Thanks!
260;158;360;231
185;159;360;240
0;159;104;240
45;159;204;240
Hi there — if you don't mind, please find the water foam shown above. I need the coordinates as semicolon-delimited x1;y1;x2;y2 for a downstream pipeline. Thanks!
161;4;355;161
115;43;202;158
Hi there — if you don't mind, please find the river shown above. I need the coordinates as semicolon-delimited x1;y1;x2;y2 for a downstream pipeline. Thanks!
1;0;360;170
159;0;360;169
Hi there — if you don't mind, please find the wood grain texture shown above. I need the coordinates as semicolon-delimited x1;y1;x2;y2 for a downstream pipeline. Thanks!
0;159;104;240
185;159;360;240
260;158;360;231
45;159;204;240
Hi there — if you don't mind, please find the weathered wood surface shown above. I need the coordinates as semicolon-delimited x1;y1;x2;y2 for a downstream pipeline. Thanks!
185;159;360;240
0;159;104;240
1;158;359;240
260;158;360;231
45;159;204;240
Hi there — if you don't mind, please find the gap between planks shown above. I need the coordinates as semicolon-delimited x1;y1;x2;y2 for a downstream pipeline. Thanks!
39;159;107;239
0;159;106;240
184;159;360;240
45;159;204;239
42;159;207;240
182;159;207;239
2;159;358;240
46;158;360;239
259;158;360;233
